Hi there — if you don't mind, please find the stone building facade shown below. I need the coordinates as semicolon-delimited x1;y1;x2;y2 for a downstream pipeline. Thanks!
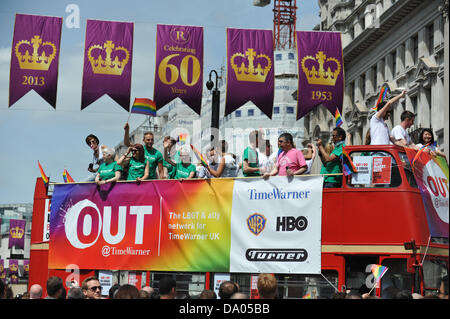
305;0;448;157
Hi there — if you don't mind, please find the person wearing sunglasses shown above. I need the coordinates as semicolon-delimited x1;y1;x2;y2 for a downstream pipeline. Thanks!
82;276;103;299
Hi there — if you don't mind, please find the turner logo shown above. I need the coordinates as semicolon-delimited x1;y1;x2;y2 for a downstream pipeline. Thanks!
64;199;152;249
246;249;308;262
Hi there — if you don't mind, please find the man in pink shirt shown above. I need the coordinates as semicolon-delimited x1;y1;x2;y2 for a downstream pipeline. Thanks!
263;133;307;177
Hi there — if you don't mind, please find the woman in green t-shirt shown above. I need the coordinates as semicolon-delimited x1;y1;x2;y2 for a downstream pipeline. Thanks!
95;147;123;186
117;144;150;182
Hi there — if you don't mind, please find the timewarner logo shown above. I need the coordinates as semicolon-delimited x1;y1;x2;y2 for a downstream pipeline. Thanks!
246;249;308;262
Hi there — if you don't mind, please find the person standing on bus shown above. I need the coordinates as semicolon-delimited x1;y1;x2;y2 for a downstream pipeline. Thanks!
370;90;406;145
391;110;417;149
95;147;123;185
242;130;262;177
263;133;307;178
117;144;150;182
123;122;165;179
317;127;346;188
164;146;196;180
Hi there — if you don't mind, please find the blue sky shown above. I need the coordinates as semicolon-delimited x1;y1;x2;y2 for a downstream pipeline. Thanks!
0;0;319;204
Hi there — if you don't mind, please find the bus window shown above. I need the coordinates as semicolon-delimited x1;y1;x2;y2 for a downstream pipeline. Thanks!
344;255;379;295
398;152;418;188
423;258;448;296
380;259;412;297
347;151;401;188
276;271;339;299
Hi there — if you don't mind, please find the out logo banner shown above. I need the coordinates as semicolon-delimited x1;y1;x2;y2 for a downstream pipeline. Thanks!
48;177;323;273
405;149;449;237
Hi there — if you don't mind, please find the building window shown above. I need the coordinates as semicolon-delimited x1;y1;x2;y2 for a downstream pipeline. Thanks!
413;34;419;65
427;23;434;55
248;109;254;117
273;106;280;114
391;50;397;77
235;110;241;117
276;54;282;61
288;52;295;60
286;106;294;114
360;73;366;100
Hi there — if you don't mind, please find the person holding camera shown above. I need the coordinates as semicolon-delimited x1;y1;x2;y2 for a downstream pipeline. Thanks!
117;144;150;182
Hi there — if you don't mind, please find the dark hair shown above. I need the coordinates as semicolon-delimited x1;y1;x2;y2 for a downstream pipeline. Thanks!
159;276;176;295
376;101;387;111
400;110;416;122
333;127;346;141
419;128;435;145
114;284;140;299
108;284;120;299
85;134;99;146
218;281;239;299
199;289;217;299
279;133;294;145
132;143;145;162
67;287;84;299
46;276;64;298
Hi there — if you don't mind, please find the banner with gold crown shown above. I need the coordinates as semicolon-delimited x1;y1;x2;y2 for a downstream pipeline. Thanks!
9;14;62;108
296;31;344;120
8;219;26;249
8;259;19;284
225;28;274;119
153;24;203;115
81;19;133;111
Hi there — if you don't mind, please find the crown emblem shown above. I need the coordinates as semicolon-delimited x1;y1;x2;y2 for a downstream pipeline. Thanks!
9;264;18;272
88;40;130;76
230;48;272;82
247;213;266;236
301;51;341;86
15;35;57;71
10;226;24;239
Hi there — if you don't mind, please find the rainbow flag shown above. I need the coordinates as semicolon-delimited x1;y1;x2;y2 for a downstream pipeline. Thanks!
178;133;188;145
371;264;388;283
372;84;390;111
340;147;357;176
37;161;49;186
335;108;343;127
130;98;156;116
302;293;312;299
63;169;75;183
190;144;209;168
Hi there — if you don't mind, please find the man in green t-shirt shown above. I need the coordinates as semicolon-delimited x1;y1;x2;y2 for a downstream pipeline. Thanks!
242;130;261;177
317;127;346;188
124;123;164;179
164;147;196;180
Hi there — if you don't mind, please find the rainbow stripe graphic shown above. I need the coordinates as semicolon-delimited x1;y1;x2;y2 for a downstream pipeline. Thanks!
335;108;343;127
341;147;357;176
62;169;75;183
190;144;209;168
37;161;49;186
178;133;188;145
372;84;390;110
131;98;156;116
371;264;388;282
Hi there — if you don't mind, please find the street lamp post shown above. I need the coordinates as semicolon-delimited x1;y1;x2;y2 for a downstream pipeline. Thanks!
206;70;220;147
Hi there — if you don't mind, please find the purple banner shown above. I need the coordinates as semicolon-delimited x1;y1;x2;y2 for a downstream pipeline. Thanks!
81;19;133;111
225;28;274;119
153;24;203;115
296;31;344;120
9;219;26;249
9;14;62;108
9;260;19;284
0;260;5;282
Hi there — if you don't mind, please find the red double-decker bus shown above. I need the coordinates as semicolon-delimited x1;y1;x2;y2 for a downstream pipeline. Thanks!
28;145;448;298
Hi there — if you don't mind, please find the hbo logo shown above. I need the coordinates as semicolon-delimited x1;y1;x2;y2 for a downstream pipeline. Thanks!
276;216;308;232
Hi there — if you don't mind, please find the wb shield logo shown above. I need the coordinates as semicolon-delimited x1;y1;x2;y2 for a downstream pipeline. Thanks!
247;213;266;236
